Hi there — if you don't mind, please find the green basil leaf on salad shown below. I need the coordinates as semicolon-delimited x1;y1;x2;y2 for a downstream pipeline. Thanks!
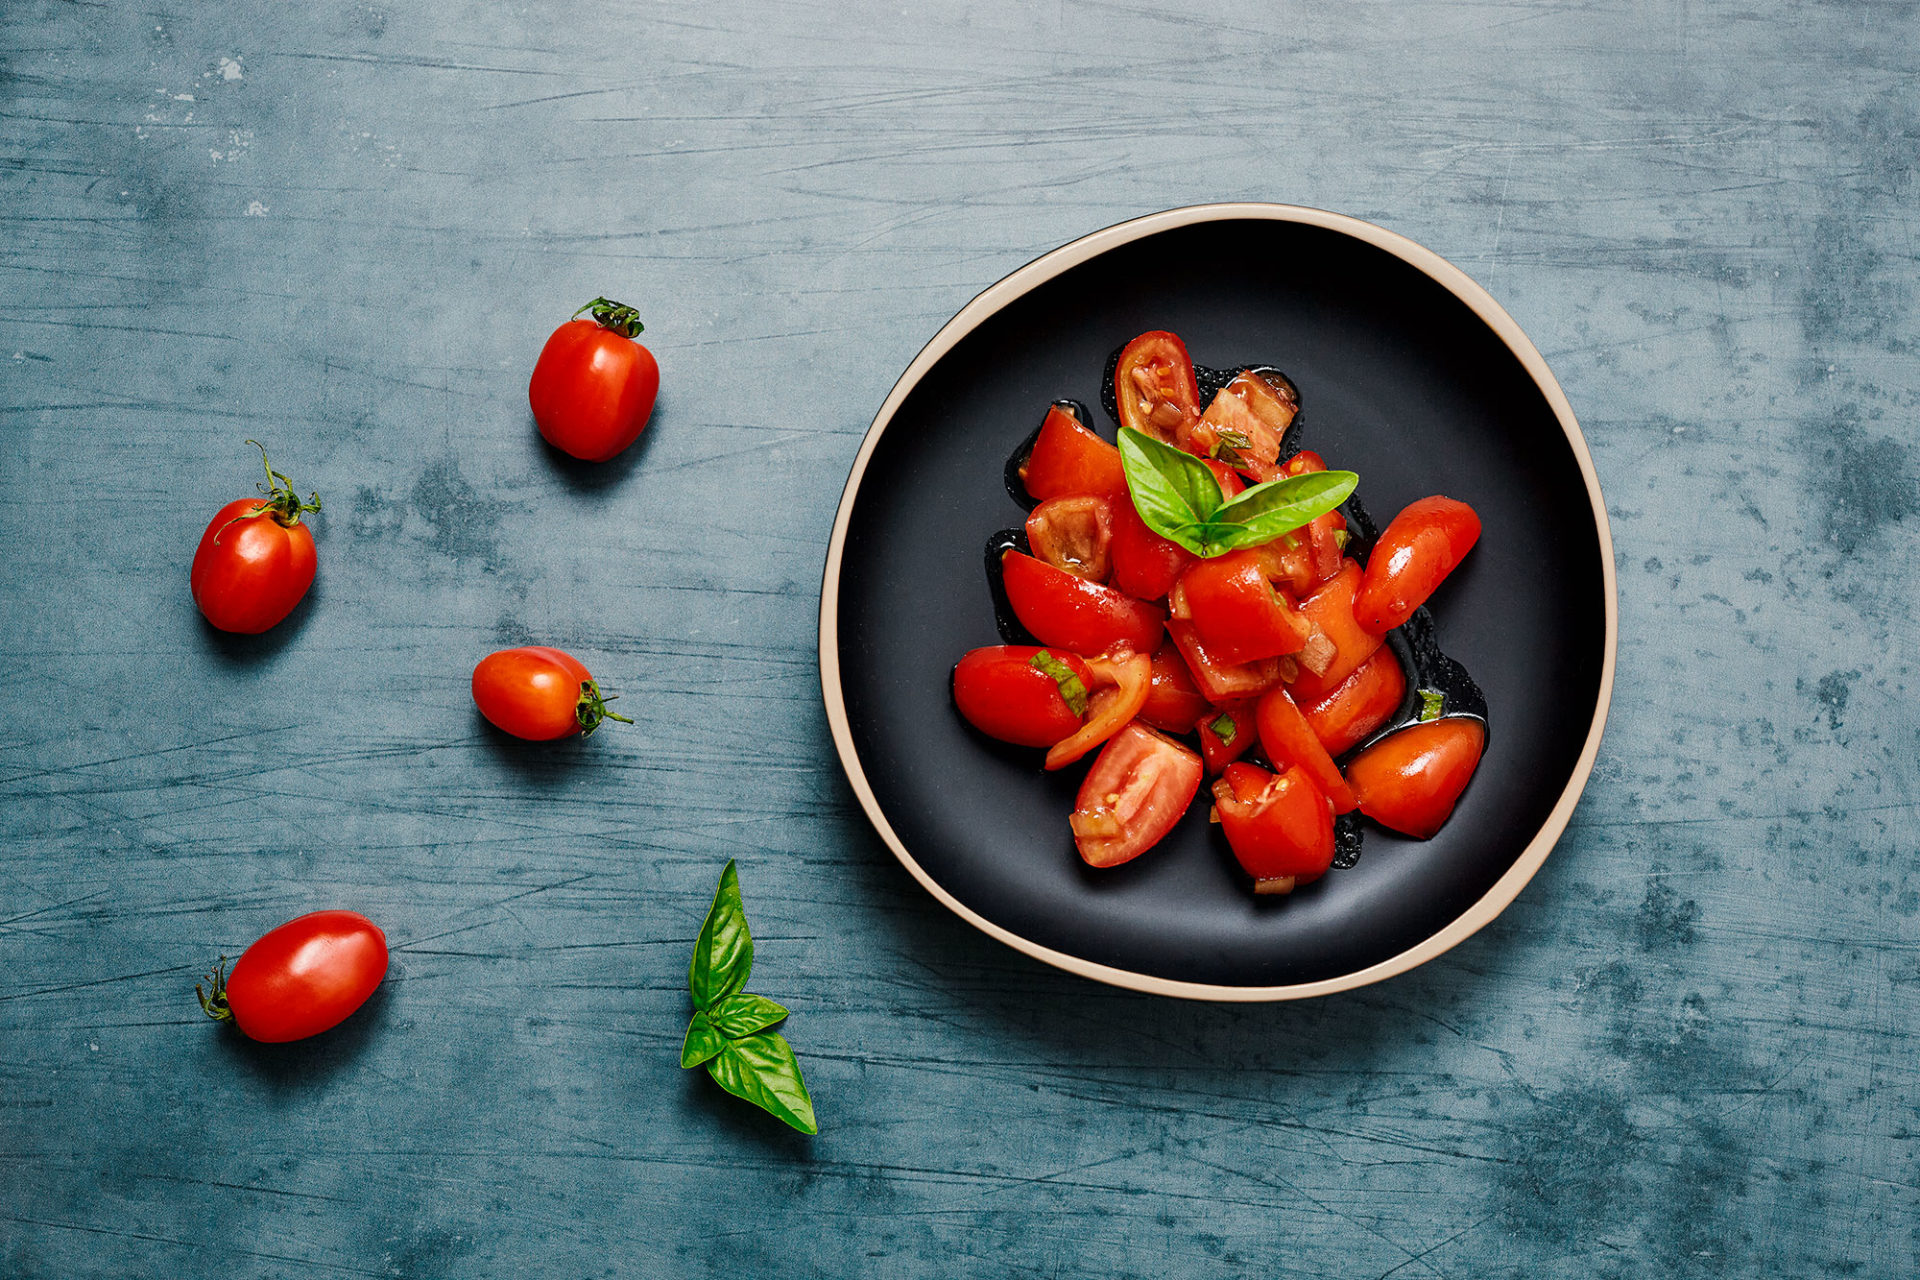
705;1032;818;1135
1118;425;1356;558
688;859;753;1009
1207;469;1358;553
707;991;790;1040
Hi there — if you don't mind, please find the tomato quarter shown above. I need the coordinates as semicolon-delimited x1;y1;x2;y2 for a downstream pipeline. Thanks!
1212;762;1334;892
1346;717;1486;839
529;298;660;462
1069;723;1203;868
1025;495;1114;582
1254;685;1358;813
1000;550;1165;656
190;442;321;635
1113;331;1202;445
198;910;388;1043
472;646;633;740
1298;649;1408;758
1020;403;1126;501
1140;639;1210;732
1355;496;1483;633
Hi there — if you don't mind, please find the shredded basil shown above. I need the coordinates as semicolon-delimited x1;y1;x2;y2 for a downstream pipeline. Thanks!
1209;713;1237;746
1029;650;1090;716
1417;689;1445;722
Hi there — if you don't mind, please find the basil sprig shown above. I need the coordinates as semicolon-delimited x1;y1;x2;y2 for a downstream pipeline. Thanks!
1116;426;1357;558
681;861;817;1134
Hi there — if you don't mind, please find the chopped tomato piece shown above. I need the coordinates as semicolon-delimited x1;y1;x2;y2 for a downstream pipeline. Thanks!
1191;371;1296;480
1001;550;1165;656
1306;509;1347;583
1025;495;1113;583
1109;494;1195;601
1044;649;1152;770
951;646;1091;748
1166;620;1289;705
1173;549;1310;664
1070;723;1203;868
1297;649;1406;757
1284;560;1383;704
1195;704;1254;774
1251;533;1316;597
1140;639;1210;733
1212;762;1334;892
1114;331;1201;446
1346;718;1486;838
1355;496;1483;633
1020;403;1127;502
1280;449;1326;477
1254;685;1358;813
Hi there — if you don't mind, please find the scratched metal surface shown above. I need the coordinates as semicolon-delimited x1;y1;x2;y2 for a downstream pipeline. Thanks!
3;1;1916;1275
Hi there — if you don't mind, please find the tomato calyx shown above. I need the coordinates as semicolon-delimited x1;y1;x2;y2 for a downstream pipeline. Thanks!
213;440;322;544
195;955;234;1025
574;679;635;737
574;296;646;339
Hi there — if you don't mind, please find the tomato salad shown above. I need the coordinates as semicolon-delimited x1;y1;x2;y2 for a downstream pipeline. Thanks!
954;331;1488;895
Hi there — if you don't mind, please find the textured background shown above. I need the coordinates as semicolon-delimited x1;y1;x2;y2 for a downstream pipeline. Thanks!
3;2;1916;1276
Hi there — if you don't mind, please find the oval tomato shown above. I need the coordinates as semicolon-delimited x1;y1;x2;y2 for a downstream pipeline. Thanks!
1114;331;1201;445
1212;762;1334;892
472;646;633;740
1044;648;1151;771
529;298;660;462
951;646;1090;748
1069;723;1203;868
1000;550;1165;655
198;910;388;1043
1140;639;1210;732
1020;403;1125;501
1254;685;1358;813
1025;495;1113;582
1355;496;1483;633
1346;718;1486;839
190;443;321;635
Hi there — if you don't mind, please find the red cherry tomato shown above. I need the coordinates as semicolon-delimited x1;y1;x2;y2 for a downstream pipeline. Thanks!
529;298;660;462
1298;649;1407;757
1254;685;1358;813
1346;718;1486;839
1212;762;1334;891
1044;648;1152;771
1192;371;1296;480
1110;495;1195;602
1020;404;1126;500
1069;723;1203;868
1165;619;1287;704
1355;496;1483;634
951;646;1091;748
1000;550;1165;656
189;442;321;634
1195;703;1255;774
197;910;388;1043
1114;331;1202;445
1025;495;1114;582
1287;559;1384;703
1173;549;1310;665
472;646;633;740
1140;639;1210;732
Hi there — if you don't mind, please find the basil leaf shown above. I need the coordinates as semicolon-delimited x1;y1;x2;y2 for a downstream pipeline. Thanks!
688;860;753;1010
708;991;789;1039
1209;712;1237;746
1117;426;1226;552
680;1010;727;1069
705;1031;818;1135
1029;650;1089;716
1208;469;1358;553
1417;689;1445;722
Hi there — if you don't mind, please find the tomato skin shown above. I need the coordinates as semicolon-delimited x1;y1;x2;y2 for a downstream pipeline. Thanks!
190;499;317;634
1140;639;1210;732
1070;723;1203;868
1355;496;1483;634
1114;331;1202;444
1298;649;1407;758
1346;718;1486;839
220;911;388;1043
1001;550;1165;655
529;318;659;462
1213;762;1334;887
1175;549;1310;664
1025;496;1114;583
1044;648;1152;770
1109;496;1195;602
1287;560;1384;703
951;646;1090;748
472;646;617;740
1254;685;1358;813
1195;703;1255;774
1021;405;1125;500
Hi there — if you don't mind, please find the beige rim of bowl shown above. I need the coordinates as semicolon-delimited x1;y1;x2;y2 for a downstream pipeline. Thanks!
818;202;1618;1002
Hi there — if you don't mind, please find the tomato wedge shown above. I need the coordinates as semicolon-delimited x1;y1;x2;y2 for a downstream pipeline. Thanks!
1020;403;1126;501
1173;549;1310;664
1109;496;1194;602
1286;560;1383;703
1025;495;1113;583
1212;762;1334;892
1355;496;1483;634
1195;703;1254;774
952;645;1092;748
1254;685;1358;813
1114;331;1201;445
1190;371;1296;480
1140;639;1210;733
1069;723;1203;868
1044;649;1152;770
1279;449;1347;582
1297;649;1406;757
1166;620;1289;704
1346;718;1486;839
1001;550;1165;655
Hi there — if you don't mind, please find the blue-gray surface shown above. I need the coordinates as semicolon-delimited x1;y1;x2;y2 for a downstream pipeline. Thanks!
3;1;1916;1275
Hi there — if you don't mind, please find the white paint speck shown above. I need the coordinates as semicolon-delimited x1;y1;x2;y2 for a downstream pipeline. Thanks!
172;93;195;101
220;57;244;80
89;1042;99;1051
245;201;269;216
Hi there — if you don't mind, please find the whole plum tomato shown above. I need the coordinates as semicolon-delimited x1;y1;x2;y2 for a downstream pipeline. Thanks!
472;646;633;741
529;297;660;462
189;441;321;634
197;910;387;1043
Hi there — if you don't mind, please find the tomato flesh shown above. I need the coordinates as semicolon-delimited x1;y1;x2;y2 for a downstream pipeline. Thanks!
1298;649;1407;758
190;499;317;634
1254;685;1358;813
1166;620;1287;705
1346;718;1486;839
529;318;659;462
1025;495;1113;583
1044;649;1152;770
222;910;388;1043
1140;639;1211;732
952;646;1091;748
1114;331;1202;445
1213;762;1334;890
1355;496;1483;633
1070;723;1203;868
1174;549;1310;664
1191;371;1295;480
1001;550;1164;656
1286;560;1383;703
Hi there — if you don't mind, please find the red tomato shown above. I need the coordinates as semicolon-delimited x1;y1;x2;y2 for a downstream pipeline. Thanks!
1287;560;1384;703
1110;496;1195;602
1254;685;1358;813
1195;703;1255;774
1278;449;1347;582
1001;550;1165;655
1191;371;1296;480
190;442;321;635
1355;496;1483;633
1044;648;1152;771
1212;762;1334;891
1252;533;1316;597
1280;450;1327;477
951;646;1091;748
529;298;660;462
1298;649;1407;757
197;910;388;1043
1026;495;1113;582
1205;459;1246;498
1173;549;1310;664
1140;639;1210;732
1114;331;1202;445
472;646;633;740
1166;620;1288;704
1020;404;1126;500
1069;723;1203;868
1346;718;1486;839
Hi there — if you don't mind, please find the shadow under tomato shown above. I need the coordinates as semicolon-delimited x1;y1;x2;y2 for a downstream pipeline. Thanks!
198;575;319;664
213;976;392;1089
474;711;601;784
534;394;662;494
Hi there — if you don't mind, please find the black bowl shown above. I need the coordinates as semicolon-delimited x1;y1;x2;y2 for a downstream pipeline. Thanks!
820;205;1617;1000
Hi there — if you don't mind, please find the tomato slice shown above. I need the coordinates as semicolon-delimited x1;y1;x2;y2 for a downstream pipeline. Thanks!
1354;496;1483;633
1070;723;1203;868
1001;550;1165;656
1195;703;1254;774
1286;559;1383;703
1044;649;1152;771
1140;638;1210;733
1172;549;1310;664
1212;762;1334;891
951;645;1092;748
1297;649;1406;758
1254;685;1358;813
1025;495;1113;583
1166;620;1288;704
1020;404;1126;502
1191;371;1296;481
1114;331;1202;445
1346;718;1486;839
